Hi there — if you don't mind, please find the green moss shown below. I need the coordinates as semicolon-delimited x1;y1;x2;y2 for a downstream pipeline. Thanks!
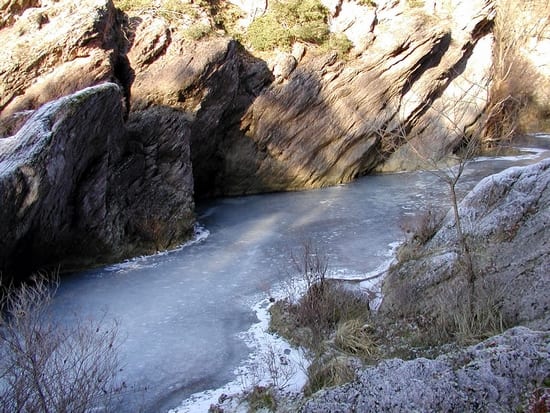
114;0;152;13
183;22;212;40
322;32;353;58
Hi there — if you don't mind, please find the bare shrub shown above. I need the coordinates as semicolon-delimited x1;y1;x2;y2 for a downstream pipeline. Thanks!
258;343;296;390
286;241;371;340
0;275;123;412
484;0;550;145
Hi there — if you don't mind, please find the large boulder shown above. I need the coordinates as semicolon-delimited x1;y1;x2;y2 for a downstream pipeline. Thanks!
380;158;550;329
303;327;549;412
0;84;194;279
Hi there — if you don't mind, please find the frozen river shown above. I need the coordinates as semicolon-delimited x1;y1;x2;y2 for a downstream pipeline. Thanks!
52;134;550;412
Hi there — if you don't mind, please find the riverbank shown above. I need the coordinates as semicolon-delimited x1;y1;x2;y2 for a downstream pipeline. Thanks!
205;150;550;412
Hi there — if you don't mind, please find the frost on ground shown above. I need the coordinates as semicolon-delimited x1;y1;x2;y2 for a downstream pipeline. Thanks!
169;292;309;413
303;327;550;413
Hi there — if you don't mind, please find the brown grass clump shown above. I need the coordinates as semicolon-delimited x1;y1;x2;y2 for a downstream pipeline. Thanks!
334;319;378;359
433;278;508;344
304;355;357;396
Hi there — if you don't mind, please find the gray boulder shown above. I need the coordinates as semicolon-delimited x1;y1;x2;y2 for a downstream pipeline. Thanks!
303;326;549;412
381;158;550;329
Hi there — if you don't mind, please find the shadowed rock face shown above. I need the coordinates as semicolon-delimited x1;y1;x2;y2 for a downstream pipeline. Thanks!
0;0;499;274
380;158;550;329
0;0;496;198
0;84;194;279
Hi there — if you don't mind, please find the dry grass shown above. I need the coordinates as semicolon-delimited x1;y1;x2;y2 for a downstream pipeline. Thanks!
334;319;378;359
304;355;357;396
397;207;445;262
484;0;550;146
431;277;508;344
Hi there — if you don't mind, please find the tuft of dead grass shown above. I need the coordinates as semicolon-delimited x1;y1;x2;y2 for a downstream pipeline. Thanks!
334;319;378;359
433;278;508;344
304;354;357;396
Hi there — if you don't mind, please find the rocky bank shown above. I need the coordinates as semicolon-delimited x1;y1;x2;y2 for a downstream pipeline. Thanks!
0;84;194;276
381;158;550;330
302;326;549;412
0;0;548;276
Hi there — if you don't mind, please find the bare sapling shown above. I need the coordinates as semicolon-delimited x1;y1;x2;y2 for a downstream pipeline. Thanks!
379;99;479;296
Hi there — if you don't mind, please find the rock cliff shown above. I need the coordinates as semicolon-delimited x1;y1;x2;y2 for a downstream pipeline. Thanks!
0;84;194;278
0;0;498;199
124;0;495;196
0;0;130;124
0;0;547;275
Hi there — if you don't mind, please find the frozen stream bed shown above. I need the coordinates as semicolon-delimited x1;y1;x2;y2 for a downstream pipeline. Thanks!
52;135;550;412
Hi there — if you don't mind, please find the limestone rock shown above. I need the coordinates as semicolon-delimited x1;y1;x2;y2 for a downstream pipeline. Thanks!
0;0;40;28
269;52;297;82
117;0;495;197
0;84;194;279
227;0;267;21
0;84;124;275
327;1;377;51
303;327;549;412
380;158;550;329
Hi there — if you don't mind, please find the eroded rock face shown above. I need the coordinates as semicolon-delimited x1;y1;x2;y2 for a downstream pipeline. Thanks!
0;84;194;278
0;0;528;200
0;0;129;133
125;0;494;196
125;18;274;196
380;158;550;329
303;327;549;412
0;0;507;273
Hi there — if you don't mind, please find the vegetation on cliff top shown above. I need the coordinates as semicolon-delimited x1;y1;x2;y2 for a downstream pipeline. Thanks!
245;0;330;51
114;0;352;55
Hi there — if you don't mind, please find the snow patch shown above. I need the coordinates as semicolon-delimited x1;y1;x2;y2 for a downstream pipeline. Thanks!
104;224;210;274
169;291;309;413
